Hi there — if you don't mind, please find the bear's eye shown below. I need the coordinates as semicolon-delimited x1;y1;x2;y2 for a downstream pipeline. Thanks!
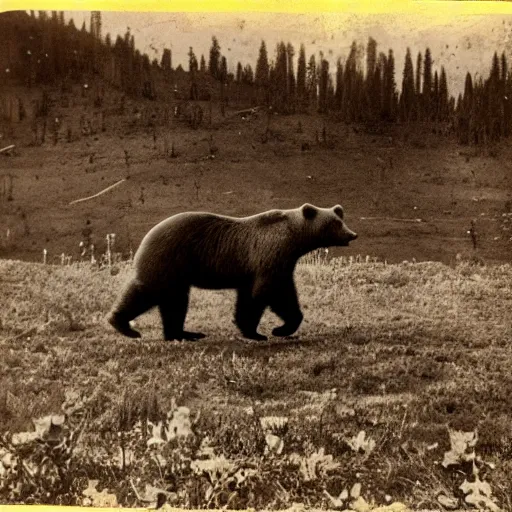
333;205;344;219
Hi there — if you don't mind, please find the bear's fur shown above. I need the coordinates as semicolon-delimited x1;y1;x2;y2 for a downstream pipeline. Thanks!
108;203;357;341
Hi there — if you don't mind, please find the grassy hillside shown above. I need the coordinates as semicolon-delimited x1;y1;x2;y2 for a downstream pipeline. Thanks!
0;256;511;508
0;83;511;265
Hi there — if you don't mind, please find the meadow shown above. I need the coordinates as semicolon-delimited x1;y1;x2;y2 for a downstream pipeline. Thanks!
0;84;511;509
0;254;511;509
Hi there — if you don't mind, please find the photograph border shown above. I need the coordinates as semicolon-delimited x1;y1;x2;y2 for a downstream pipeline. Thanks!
0;1;510;511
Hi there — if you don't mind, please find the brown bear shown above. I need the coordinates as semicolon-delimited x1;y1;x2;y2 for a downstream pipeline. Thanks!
108;203;357;342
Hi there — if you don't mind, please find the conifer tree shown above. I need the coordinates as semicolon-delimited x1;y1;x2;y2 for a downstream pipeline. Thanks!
335;58;343;111
439;67;448;121
423;48;433;120
161;48;172;71
433;70;439;121
383;49;396;121
188;47;198;73
208;36;221;79
415;52;422;119
318;52;329;114
296;44;307;110
366;37;377;84
399;47;415;122
287;43;296;111
255;40;269;86
306;54;318;109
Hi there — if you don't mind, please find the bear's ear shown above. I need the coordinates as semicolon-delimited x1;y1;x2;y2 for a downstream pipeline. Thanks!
333;205;344;219
301;203;318;220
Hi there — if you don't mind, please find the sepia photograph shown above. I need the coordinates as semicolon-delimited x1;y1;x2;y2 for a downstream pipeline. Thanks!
0;3;511;510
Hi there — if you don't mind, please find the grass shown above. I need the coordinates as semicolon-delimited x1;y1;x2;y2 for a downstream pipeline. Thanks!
0;254;511;508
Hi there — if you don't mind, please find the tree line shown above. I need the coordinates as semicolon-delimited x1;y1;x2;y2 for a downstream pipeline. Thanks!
0;10;510;146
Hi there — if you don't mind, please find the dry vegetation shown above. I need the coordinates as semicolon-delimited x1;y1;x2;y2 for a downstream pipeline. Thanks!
0;253;511;509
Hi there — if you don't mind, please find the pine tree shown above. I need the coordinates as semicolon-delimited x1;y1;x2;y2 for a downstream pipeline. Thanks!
306;54;317;109
365;37;377;121
366;37;377;83
373;60;383;120
236;62;243;83
335;59;343;111
459;72;474;144
188;47;198;74
220;56;227;81
296;44;307;110
415;52;422;119
255;40;270;87
439;67;448;121
287;43;296;111
433;70;439;121
463;72;473;111
161;48;172;71
383;49;396;121
318;52;329;114
399;47;415;122
489;51;502;140
271;42;288;112
208;36;221;79
423;48;433;120
200;55;206;72
342;42;358;121
502;53;510;136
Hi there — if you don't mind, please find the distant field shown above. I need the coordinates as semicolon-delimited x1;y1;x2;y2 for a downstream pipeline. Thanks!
0;90;511;265
0;256;511;508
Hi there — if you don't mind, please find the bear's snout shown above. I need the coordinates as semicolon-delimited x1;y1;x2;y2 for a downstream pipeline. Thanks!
338;225;357;246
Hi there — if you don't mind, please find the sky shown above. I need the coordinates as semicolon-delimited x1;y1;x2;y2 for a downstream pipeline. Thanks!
65;10;512;96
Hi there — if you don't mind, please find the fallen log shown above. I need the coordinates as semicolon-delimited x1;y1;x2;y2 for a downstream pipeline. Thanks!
69;178;126;205
0;144;15;154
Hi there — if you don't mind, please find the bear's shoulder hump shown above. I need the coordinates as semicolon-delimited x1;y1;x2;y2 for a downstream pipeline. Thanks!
256;210;287;227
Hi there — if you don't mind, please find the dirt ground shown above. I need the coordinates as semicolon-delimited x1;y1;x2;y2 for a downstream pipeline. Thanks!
0;87;510;265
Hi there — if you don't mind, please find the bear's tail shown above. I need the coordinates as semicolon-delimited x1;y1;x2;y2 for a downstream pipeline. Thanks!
107;279;156;338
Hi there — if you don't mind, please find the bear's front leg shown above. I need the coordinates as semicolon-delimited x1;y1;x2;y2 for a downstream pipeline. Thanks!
269;279;304;337
234;285;268;341
158;288;206;342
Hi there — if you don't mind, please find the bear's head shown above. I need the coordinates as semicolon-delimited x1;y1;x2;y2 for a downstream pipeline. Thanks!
295;203;358;250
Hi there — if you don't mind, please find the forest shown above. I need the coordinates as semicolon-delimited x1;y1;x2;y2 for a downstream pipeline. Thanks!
1;9;511;145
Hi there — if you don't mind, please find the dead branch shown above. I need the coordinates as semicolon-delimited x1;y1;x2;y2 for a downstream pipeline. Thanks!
0;145;15;155
69;179;126;205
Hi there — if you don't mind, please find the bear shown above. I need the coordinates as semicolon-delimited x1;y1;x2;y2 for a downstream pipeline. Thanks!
107;203;357;342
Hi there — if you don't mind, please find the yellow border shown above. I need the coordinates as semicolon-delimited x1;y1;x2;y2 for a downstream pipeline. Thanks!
3;0;512;14
0;0;508;511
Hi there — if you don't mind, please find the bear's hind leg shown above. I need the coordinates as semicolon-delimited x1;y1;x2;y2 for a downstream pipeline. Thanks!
269;280;303;337
234;285;268;341
158;287;205;341
108;279;156;338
